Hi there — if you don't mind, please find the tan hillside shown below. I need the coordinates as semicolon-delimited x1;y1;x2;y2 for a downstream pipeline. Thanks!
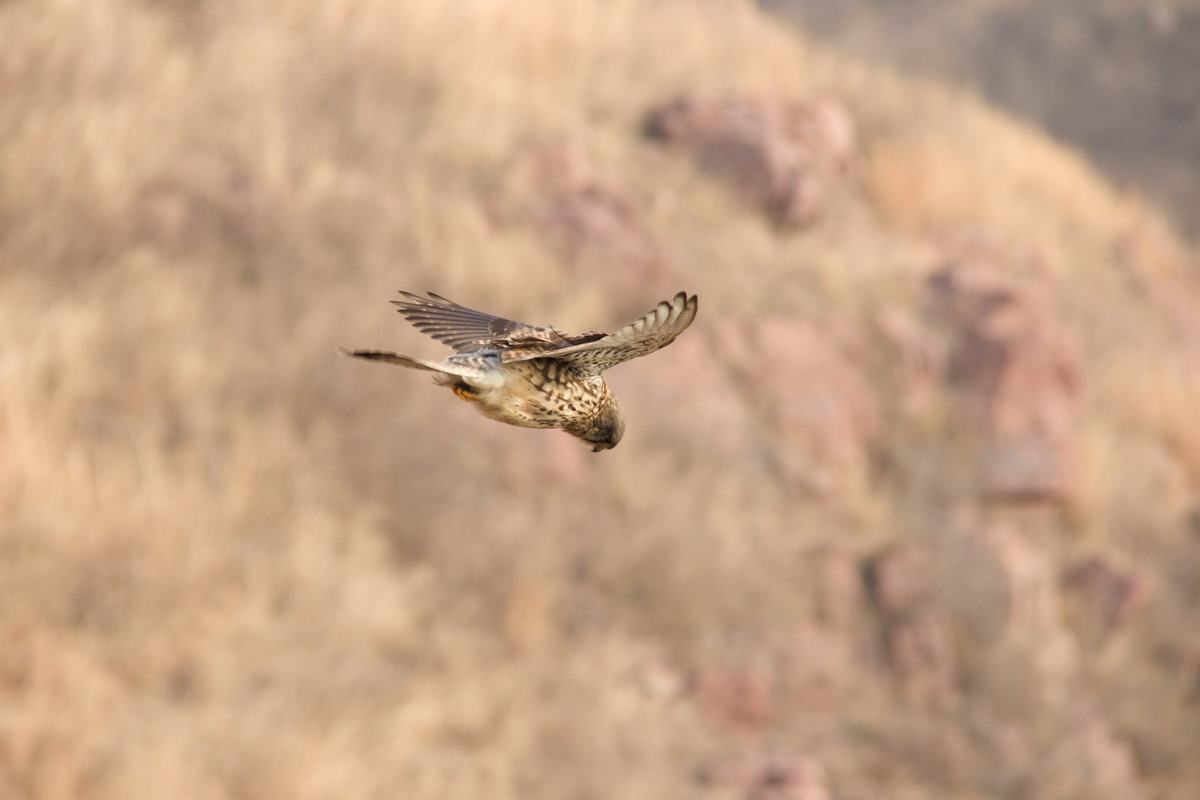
2;1;1199;798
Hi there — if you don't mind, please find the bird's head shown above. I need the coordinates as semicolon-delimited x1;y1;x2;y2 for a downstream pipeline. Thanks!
572;394;625;452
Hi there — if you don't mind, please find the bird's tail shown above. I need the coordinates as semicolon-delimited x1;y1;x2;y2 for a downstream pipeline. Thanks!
339;348;444;372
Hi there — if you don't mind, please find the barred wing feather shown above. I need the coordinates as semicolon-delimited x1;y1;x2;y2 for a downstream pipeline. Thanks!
511;292;698;377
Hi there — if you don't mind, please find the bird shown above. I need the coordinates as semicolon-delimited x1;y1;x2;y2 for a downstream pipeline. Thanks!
342;291;699;451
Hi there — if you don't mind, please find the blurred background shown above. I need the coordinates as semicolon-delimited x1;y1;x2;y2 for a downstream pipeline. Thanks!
765;0;1200;238
2;1;1198;798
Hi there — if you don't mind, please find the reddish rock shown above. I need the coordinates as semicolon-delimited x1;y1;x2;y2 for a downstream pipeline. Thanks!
975;523;1079;702
1079;718;1144;797
714;316;878;490
866;541;931;619
645;94;857;227
927;248;1081;501
798;98;859;172
875;306;947;415
690;665;773;737
979;523;1064;639
862;539;969;705
1047;717;1146;800
888;612;959;706
619;330;757;457
864;542;959;706
697;752;830;800
524;141;678;312
1064;555;1148;646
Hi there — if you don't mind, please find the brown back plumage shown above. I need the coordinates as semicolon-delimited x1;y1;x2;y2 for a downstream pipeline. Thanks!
392;292;605;361
392;291;698;377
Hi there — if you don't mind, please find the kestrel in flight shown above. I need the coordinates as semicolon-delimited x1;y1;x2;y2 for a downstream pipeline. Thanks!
343;291;699;451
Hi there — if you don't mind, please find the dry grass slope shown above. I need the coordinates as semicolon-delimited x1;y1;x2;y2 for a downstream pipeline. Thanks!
2;1;1198;798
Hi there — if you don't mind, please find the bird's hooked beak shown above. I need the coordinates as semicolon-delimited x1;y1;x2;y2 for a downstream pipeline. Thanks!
587;438;618;453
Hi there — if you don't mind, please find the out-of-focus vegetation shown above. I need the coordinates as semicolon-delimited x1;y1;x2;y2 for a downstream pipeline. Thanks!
2;1;1198;798
763;0;1200;237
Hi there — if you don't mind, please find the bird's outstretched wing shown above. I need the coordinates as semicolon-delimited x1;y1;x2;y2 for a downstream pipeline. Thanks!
508;292;698;377
392;292;605;361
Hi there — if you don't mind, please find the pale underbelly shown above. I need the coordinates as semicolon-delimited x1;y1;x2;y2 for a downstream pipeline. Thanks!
473;388;597;429
444;368;602;430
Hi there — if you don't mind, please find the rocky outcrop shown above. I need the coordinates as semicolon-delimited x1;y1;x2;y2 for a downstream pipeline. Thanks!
976;523;1079;706
1052;716;1146;800
621;331;758;457
875;305;948;416
887;612;959;706
1063;555;1148;647
524;141;679;312
714;316;879;492
690;664;774;738
866;541;932;619
867;542;959;706
776;546;867;714
927;246;1082;501
645;94;857;227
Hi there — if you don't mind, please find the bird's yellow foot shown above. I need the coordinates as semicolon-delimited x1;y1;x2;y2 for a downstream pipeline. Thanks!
451;383;481;402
